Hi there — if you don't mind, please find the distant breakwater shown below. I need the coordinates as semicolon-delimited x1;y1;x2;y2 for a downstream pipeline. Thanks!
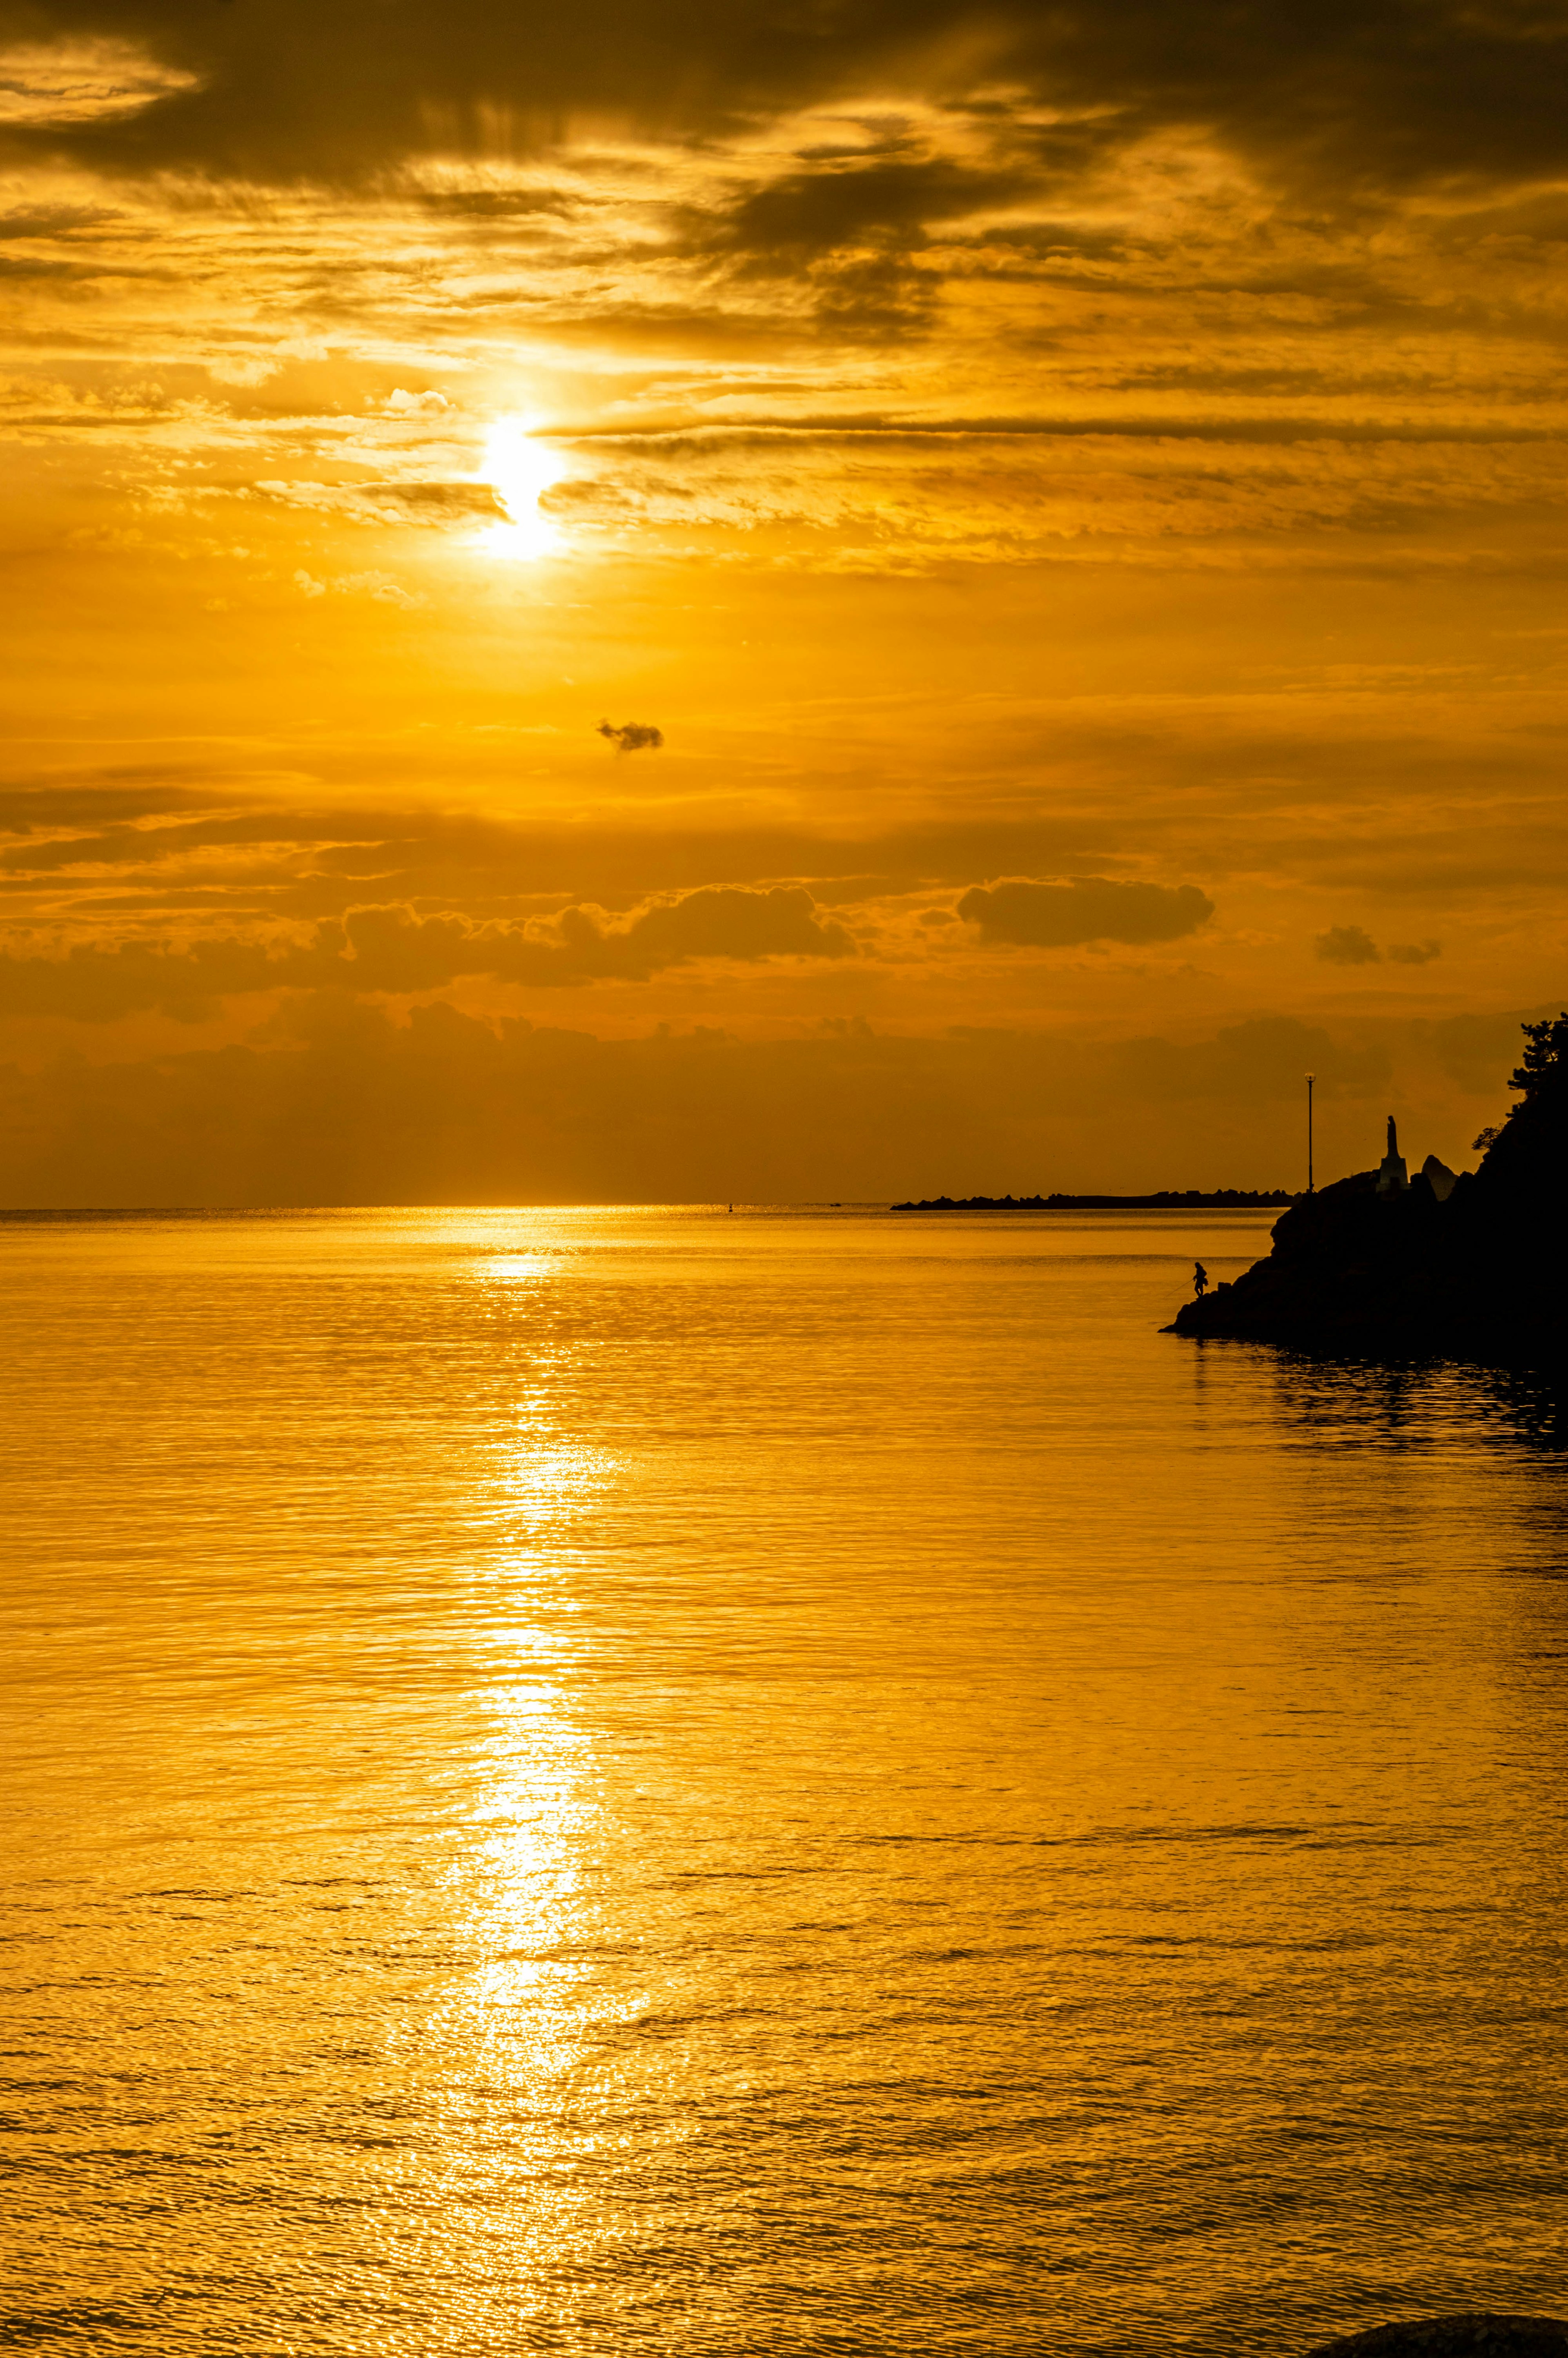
892;1190;1296;1211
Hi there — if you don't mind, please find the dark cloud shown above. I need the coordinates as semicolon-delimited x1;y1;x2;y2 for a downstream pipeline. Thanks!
957;877;1214;948
0;777;215;830
5;0;1568;202
0;887;853;1019
0;808;339;875
0;249;91;278
709;159;1026;262
1315;923;1381;964
410;185;576;221
562;413;1568;453
0;200;118;239
680;148;1096;329
255;477;502;528
570;886;847;968
596;719;663;753
694;156;1032;325
1387;938;1442;964
806;252;944;337
0;788;1109;906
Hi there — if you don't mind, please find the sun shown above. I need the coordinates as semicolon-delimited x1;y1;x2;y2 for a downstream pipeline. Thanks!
479;419;566;560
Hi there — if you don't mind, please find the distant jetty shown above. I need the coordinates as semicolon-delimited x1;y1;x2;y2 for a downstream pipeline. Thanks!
1167;1011;1568;1361
892;1189;1295;1211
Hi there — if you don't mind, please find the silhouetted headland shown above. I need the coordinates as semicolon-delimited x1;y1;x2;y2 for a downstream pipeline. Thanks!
893;1189;1295;1211
1168;1011;1568;1360
1303;2317;1568;2356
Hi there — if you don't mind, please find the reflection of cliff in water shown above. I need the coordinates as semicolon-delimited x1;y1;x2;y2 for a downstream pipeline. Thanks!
1169;1013;1568;1363
1264;1353;1568;1457
1259;1354;1568;1835
1470;1365;1568;1453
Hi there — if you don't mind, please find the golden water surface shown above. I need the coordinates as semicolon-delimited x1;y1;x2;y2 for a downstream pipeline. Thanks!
3;1207;1566;2355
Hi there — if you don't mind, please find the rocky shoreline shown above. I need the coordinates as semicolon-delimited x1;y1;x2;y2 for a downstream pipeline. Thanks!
1167;1013;1567;1363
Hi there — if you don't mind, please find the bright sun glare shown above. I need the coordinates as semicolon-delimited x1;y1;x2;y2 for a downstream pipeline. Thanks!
480;419;565;560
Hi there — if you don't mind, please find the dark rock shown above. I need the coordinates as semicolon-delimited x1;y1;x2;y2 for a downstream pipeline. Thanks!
1302;2314;1568;2356
1165;1012;1568;1362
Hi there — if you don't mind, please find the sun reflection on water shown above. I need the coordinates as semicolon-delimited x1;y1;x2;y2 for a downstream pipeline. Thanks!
11;1210;1568;2349
383;1682;622;2333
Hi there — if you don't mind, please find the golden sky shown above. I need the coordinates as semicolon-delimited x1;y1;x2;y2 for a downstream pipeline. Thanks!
3;0;1566;1201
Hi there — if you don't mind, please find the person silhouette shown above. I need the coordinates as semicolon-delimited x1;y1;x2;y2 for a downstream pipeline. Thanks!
1193;1261;1209;1297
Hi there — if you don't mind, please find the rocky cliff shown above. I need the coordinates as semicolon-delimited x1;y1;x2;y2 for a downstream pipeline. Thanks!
1167;1011;1568;1359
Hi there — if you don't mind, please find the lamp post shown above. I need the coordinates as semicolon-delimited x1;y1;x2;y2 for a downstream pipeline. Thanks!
1305;1073;1315;1194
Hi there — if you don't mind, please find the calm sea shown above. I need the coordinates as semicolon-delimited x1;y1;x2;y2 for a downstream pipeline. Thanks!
3;1207;1566;2356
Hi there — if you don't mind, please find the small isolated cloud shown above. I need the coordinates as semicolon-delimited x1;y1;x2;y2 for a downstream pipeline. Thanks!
380;388;452;416
293;567;421;607
597;719;663;754
1388;939;1443;965
1316;924;1381;965
957;876;1214;948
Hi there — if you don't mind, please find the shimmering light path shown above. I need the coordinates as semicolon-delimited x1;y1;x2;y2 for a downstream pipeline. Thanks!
3;1208;1566;2354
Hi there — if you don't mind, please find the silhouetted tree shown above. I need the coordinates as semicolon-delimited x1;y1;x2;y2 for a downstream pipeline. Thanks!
1470;1013;1568;1157
1472;1008;1568;1216
1510;1010;1568;1098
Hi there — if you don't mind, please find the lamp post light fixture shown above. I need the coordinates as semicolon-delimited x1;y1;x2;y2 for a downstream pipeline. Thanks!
1305;1072;1315;1194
